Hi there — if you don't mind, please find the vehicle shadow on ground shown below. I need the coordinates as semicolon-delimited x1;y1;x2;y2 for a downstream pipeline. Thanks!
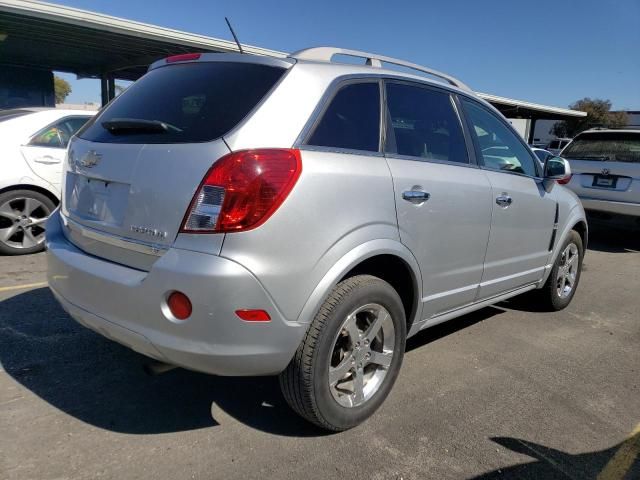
0;288;325;437
406;306;506;352
468;436;639;479
586;224;640;253
1;289;511;437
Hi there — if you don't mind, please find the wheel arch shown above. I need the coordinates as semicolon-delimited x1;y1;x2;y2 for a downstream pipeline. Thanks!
571;219;588;251
0;184;60;207
540;206;588;286
296;239;423;333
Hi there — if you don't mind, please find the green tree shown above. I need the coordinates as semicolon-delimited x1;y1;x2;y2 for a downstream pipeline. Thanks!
54;75;72;104
551;98;628;138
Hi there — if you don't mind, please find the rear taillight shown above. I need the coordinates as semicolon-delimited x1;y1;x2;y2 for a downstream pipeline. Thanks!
181;149;302;233
557;174;572;185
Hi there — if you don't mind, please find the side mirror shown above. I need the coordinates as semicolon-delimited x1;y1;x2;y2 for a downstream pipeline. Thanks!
544;156;572;184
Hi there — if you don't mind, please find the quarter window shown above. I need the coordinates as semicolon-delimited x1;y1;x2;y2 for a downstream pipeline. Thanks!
462;100;538;176
385;83;468;164
306;82;380;152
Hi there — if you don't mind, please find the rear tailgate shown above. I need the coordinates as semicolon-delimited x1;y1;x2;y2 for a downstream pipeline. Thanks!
59;57;290;270
562;131;640;204
566;159;639;203
62;138;230;270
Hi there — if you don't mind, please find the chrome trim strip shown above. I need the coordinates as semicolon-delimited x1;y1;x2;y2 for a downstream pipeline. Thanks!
62;215;168;257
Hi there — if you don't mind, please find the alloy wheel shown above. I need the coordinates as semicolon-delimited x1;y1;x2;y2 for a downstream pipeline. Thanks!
0;197;51;250
556;243;579;299
328;303;395;408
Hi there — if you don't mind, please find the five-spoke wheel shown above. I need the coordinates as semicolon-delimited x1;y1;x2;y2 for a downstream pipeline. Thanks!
0;190;55;255
280;275;406;431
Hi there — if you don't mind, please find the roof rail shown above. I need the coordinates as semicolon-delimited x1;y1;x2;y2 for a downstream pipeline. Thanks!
289;47;471;92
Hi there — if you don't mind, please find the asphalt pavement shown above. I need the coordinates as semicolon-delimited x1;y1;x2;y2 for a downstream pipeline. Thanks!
1;227;638;479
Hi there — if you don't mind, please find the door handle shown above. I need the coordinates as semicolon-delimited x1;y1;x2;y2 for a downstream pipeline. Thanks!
402;190;430;204
34;155;60;165
496;194;513;208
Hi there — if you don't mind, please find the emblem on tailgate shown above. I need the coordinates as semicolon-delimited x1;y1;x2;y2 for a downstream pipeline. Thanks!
80;150;102;168
601;168;610;176
130;225;168;240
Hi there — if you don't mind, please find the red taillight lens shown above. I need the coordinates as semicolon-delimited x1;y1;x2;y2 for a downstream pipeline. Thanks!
235;309;271;322
181;149;302;233
167;291;192;320
166;53;201;63
557;174;572;185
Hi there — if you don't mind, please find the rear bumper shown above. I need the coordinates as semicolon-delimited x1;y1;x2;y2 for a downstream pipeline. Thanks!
579;197;640;218
46;210;306;376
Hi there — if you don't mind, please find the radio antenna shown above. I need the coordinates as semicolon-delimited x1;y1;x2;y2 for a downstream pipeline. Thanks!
225;17;244;54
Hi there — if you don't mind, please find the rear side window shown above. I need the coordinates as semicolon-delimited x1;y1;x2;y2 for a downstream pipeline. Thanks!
306;82;380;152
79;62;285;144
385;83;468;163
30;116;91;148
562;132;640;163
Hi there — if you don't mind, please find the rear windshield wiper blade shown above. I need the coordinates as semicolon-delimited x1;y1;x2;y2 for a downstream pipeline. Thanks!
565;155;610;161
102;118;183;134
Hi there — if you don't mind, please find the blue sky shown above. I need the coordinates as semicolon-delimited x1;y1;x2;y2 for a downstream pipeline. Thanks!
56;0;640;110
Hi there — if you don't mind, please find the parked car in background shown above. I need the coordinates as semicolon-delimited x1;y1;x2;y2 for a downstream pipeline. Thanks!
561;129;640;228
46;48;587;431
0;108;95;254
547;137;572;155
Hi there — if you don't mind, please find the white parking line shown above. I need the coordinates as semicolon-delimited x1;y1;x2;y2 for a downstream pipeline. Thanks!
0;281;48;293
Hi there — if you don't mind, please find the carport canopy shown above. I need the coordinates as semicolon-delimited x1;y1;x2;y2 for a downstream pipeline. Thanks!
1;0;586;134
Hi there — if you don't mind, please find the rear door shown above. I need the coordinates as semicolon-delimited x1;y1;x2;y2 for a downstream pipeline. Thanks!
561;131;640;205
61;59;288;269
21;116;91;188
383;81;492;319
460;98;556;299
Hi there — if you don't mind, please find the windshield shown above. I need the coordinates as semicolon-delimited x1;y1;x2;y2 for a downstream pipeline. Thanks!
79;62;286;144
562;132;640;163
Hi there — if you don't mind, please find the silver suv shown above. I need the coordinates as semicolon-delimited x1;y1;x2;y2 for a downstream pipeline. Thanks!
46;47;587;431
561;129;640;227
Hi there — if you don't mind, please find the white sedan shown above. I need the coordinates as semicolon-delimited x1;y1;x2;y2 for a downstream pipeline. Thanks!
0;108;96;255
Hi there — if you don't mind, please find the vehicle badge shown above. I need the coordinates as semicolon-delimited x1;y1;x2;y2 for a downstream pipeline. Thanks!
80;150;102;168
601;168;610;176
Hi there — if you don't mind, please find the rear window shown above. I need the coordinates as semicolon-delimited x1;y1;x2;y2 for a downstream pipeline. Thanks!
562;132;640;163
79;62;286;144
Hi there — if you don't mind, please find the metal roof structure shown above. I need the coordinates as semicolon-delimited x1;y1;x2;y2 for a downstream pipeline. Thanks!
1;0;586;128
0;0;283;80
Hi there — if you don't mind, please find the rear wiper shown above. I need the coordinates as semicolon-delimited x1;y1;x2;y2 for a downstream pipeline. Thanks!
102;118;183;134
565;155;610;161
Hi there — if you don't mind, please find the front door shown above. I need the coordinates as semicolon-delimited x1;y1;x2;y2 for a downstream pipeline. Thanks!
461;99;556;300
384;82;493;319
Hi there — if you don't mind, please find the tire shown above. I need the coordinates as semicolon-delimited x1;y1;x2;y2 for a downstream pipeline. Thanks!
279;274;406;431
0;189;56;256
536;230;584;311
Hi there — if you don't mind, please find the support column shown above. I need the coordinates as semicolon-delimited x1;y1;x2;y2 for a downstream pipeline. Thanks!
107;75;116;102
100;74;109;106
528;118;537;145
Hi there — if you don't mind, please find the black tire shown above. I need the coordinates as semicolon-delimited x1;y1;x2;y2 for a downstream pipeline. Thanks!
279;275;406;431
0;189;56;256
535;230;584;311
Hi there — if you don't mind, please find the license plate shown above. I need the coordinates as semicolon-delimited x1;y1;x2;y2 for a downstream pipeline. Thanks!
593;175;617;188
66;172;129;224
